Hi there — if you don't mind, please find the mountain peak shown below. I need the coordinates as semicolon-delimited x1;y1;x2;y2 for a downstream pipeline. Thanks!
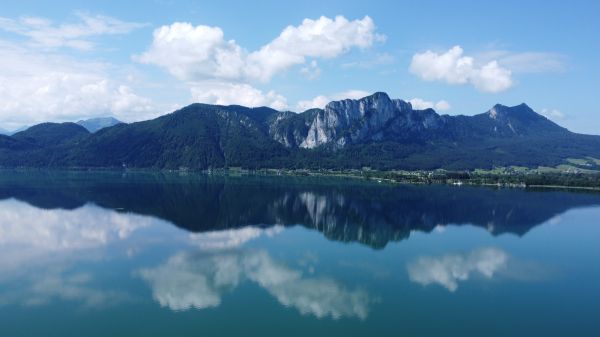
483;102;565;136
488;103;537;120
369;91;391;100
77;117;123;133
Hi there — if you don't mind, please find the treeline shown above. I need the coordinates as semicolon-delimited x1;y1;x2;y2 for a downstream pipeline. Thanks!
273;169;600;189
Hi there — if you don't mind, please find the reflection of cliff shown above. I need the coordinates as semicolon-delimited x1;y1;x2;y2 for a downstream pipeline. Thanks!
1;170;600;249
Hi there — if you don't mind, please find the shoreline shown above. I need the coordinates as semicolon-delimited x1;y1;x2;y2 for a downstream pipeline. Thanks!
2;167;600;192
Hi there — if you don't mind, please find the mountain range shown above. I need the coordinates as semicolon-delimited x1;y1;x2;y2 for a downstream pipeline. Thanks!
0;117;122;137
1;92;599;170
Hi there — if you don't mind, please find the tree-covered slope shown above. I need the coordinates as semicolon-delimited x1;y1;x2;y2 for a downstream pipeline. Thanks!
0;92;599;170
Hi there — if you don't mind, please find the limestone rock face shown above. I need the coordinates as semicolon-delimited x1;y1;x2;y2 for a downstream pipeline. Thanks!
270;92;452;149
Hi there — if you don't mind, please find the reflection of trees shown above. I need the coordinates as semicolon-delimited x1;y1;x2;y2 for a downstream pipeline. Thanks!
1;171;599;248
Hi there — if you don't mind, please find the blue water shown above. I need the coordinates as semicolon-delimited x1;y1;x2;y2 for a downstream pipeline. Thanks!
0;171;598;336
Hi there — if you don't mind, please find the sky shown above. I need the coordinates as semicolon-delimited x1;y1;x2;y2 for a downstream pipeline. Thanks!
0;0;598;134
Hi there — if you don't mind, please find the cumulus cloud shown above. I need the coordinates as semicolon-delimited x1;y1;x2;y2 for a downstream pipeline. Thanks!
136;22;245;82
190;82;288;110
138;249;371;319
407;247;508;292
136;16;382;108
410;46;513;93
296;90;371;111
244;16;384;82
408;98;451;111
0;39;159;129
138;16;382;83
0;13;145;51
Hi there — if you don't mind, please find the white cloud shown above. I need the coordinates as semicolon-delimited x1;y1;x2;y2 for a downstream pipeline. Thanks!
297;95;332;111
300;60;321;80
138;249;371;319
0;39;159;129
136;15;382;106
136;22;246;81
408;98;451;111
296;90;371;111
245;16;384;82
410;46;513;93
190;82;288;110
138;16;381;83
407;247;508;292
541;108;565;120
0;13;145;51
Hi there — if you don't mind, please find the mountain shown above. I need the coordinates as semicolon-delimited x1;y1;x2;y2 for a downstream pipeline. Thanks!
0;125;28;136
77;117;123;133
12;122;89;147
0;92;599;170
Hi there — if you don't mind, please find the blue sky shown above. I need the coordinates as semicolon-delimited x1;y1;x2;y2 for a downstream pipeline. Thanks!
0;0;598;134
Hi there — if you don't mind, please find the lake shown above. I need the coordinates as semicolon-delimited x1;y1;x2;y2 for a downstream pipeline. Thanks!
0;170;599;337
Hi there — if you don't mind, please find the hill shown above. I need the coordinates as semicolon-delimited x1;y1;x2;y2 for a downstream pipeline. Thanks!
1;92;599;170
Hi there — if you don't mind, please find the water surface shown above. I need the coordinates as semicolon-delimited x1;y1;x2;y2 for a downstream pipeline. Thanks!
0;171;599;336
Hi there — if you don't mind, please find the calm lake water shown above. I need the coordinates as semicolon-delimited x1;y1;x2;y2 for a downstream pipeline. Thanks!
0;171;599;337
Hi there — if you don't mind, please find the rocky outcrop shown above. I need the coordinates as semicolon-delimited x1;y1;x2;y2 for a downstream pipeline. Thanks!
269;93;569;150
270;92;453;149
300;92;409;149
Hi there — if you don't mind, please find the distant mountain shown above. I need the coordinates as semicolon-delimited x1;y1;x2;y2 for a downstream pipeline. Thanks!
0;92;599;170
77;117;123;133
0;125;28;136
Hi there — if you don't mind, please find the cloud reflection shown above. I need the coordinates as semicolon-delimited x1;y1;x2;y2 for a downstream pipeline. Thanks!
189;226;284;250
0;267;130;309
0;199;153;251
0;199;162;307
138;249;371;319
407;247;508;292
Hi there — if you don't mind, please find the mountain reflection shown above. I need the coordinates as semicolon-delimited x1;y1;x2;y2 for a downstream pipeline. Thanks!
1;170;599;249
0;197;371;316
